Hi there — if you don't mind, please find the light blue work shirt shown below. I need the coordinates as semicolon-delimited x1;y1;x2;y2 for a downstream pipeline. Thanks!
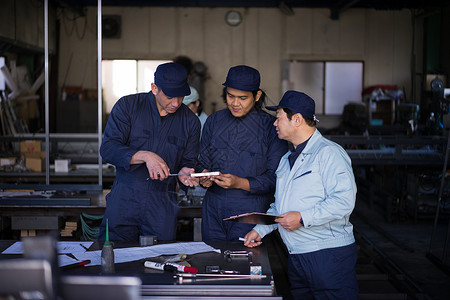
254;129;357;254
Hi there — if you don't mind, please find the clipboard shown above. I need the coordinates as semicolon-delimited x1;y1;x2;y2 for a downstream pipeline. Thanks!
223;212;279;225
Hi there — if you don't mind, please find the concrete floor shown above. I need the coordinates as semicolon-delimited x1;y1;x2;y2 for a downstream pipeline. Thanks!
266;198;450;300
352;200;450;300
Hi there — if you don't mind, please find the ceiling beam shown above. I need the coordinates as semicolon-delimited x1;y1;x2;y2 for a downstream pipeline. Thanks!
330;0;360;20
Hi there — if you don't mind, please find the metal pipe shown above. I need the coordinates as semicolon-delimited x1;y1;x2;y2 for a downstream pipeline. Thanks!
44;0;50;185
428;130;450;254
97;0;103;187
442;219;450;261
174;273;266;279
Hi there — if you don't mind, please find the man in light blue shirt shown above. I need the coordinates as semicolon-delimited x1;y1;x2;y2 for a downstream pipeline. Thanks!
244;90;358;299
183;86;208;131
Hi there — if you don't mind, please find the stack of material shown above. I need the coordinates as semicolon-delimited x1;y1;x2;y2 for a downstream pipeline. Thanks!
0;60;44;135
20;229;36;237
60;220;78;237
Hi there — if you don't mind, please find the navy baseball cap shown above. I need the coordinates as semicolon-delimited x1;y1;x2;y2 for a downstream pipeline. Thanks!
223;65;260;92
154;62;191;97
266;90;319;121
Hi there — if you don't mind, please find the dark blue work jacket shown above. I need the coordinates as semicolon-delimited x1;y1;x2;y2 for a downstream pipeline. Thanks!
99;92;201;241
199;108;287;241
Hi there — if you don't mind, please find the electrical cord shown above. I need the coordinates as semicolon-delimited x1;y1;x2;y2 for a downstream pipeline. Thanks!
80;212;103;241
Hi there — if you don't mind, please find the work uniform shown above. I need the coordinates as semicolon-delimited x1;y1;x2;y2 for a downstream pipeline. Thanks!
198;111;208;132
99;92;201;241
199;108;287;241
254;129;358;299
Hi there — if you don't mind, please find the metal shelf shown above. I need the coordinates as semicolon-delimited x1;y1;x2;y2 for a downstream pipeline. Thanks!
327;135;447;165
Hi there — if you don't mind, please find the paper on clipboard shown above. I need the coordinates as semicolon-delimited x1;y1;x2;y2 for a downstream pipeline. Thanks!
223;212;279;225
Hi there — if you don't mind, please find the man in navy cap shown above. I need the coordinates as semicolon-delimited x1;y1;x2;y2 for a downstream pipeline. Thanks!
98;62;201;241
198;65;287;241
244;91;358;299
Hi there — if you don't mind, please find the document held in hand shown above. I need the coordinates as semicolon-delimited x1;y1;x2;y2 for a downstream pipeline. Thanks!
223;212;279;225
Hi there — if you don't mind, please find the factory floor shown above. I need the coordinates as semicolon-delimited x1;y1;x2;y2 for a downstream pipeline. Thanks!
266;198;450;300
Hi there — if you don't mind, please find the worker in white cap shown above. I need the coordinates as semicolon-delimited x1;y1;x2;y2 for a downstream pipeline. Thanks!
183;86;208;131
180;86;209;203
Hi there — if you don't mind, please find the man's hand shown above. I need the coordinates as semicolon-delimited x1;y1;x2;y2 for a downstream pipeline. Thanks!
131;150;169;181
178;167;199;187
211;173;250;191
243;230;262;248
199;169;214;188
275;211;302;231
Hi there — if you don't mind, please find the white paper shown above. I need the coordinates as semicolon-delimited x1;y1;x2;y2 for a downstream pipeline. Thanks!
72;251;102;266
58;241;93;253
3;241;219;267
1;241;93;255
73;242;220;266
58;254;79;267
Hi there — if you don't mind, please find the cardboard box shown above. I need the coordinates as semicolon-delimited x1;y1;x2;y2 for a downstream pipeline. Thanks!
17;94;39;121
83;89;98;101
25;152;46;172
20;140;42;154
26;156;44;172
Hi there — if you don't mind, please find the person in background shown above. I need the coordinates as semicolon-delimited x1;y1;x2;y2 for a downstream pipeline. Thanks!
98;62;201;242
178;86;209;205
183;86;208;131
244;90;358;299
198;65;287;241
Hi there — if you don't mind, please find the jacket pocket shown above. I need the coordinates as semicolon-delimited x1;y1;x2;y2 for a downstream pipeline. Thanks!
165;136;186;166
293;170;312;179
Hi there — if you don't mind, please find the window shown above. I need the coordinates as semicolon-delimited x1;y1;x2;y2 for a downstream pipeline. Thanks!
0;57;5;90
102;59;171;114
285;61;363;115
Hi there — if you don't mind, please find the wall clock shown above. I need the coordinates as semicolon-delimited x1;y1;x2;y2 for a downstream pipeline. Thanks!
225;10;242;26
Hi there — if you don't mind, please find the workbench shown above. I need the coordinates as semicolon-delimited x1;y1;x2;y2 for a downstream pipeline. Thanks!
0;240;281;299
0;185;202;240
